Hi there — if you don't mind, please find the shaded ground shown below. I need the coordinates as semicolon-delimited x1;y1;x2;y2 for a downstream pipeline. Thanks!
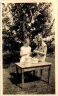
3;55;55;94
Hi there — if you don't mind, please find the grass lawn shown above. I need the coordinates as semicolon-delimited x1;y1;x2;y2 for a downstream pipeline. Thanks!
3;55;55;94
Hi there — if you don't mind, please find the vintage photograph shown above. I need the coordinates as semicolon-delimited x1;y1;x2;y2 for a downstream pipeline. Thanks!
2;2;55;94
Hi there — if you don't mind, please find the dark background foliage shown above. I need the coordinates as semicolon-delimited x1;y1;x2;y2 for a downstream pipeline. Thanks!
2;3;55;66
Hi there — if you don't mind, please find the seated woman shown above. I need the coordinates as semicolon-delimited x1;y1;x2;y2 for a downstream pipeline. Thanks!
20;38;31;63
33;34;47;62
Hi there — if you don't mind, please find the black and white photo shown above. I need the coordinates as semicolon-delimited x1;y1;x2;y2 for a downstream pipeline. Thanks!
2;2;56;94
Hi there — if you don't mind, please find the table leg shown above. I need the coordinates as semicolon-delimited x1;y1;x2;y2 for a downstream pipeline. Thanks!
33;70;35;76
48;65;51;84
21;69;24;89
16;65;19;83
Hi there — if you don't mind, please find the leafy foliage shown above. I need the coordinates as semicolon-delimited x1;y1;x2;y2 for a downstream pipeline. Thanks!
2;3;55;64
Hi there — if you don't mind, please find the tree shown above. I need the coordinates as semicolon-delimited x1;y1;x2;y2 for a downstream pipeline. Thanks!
2;3;55;64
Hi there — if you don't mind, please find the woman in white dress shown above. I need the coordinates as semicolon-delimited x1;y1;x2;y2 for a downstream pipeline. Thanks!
20;38;31;63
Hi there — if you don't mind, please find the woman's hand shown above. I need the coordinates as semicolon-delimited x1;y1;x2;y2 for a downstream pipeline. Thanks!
33;50;39;53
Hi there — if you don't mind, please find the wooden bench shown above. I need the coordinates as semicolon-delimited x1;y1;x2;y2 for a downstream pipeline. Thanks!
15;62;52;88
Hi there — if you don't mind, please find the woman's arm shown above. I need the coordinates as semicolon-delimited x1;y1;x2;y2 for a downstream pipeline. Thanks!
33;46;47;55
33;50;45;55
20;50;23;56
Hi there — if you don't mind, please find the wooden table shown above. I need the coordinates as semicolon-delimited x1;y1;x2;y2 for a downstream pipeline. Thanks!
15;62;52;88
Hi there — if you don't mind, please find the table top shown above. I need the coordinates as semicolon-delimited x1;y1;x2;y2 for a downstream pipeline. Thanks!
15;61;52;69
